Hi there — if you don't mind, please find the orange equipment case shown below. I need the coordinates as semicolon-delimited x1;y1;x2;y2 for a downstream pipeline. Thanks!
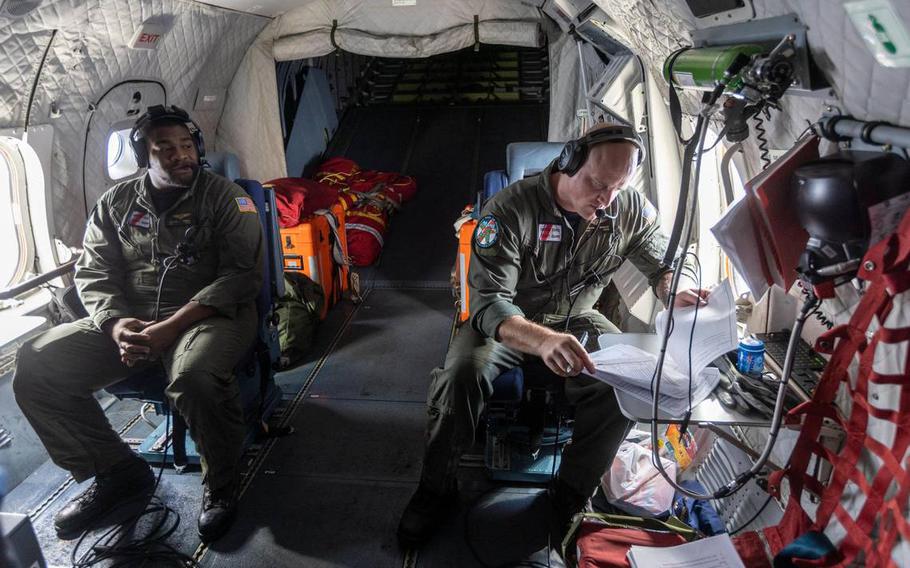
279;201;349;319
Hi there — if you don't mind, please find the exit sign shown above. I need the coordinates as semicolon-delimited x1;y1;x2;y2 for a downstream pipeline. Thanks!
129;18;172;50
846;0;910;68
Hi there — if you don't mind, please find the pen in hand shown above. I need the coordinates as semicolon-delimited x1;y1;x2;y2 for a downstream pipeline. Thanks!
579;331;589;351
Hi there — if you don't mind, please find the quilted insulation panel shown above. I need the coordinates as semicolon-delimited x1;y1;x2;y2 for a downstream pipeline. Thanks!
0;0;268;246
592;0;910;173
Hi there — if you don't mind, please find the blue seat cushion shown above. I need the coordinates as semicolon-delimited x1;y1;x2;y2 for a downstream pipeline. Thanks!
482;170;509;202
491;367;524;405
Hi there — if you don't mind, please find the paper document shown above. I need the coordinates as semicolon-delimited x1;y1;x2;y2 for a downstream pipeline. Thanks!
655;279;738;379
618;367;720;417
584;280;737;414
710;197;769;299
628;533;745;568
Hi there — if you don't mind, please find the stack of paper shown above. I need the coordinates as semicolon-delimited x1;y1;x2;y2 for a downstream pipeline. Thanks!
628;534;746;567
587;280;739;416
710;135;820;298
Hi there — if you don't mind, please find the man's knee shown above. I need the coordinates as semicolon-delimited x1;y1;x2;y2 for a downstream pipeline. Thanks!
433;356;497;402
12;340;45;404
166;369;236;412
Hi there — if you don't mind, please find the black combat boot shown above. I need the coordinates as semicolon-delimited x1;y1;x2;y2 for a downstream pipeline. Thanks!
397;480;458;548
54;455;155;538
197;479;238;543
547;477;590;557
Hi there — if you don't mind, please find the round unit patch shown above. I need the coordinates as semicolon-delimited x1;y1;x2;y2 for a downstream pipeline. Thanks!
475;214;500;249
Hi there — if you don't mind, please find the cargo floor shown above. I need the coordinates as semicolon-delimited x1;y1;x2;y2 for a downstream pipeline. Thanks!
3;103;560;567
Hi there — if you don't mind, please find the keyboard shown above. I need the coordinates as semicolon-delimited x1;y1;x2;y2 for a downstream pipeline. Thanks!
755;330;826;399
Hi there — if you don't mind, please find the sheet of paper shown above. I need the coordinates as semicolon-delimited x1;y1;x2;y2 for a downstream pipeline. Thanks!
710;197;770;300
655;279;738;379
613;367;721;417
588;345;721;414
628;533;745;568
589;344;691;399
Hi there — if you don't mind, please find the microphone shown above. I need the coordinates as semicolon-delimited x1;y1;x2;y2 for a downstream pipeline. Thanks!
595;207;607;220
175;226;198;265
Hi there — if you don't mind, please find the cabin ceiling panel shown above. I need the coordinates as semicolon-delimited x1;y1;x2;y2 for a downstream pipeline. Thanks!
0;0;267;246
271;0;543;60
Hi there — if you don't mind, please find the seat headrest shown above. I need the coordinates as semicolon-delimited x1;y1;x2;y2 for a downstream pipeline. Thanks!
506;142;565;184
206;152;241;181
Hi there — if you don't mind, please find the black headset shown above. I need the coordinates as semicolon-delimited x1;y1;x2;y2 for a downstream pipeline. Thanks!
129;104;206;168
556;124;646;176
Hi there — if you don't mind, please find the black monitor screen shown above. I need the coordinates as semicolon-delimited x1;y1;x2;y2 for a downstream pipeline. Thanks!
685;0;746;18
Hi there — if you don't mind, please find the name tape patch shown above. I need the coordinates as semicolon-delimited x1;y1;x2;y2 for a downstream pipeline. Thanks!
538;223;562;242
129;211;150;228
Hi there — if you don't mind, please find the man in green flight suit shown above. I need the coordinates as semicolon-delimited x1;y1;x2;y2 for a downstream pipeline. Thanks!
13;105;262;543
398;123;708;548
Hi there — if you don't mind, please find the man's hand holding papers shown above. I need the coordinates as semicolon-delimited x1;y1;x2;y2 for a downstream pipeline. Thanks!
586;280;740;417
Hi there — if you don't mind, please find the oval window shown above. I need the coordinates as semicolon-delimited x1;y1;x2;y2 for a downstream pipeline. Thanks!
106;128;139;180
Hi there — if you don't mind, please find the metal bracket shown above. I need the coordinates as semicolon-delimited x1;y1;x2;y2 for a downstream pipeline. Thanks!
692;14;830;94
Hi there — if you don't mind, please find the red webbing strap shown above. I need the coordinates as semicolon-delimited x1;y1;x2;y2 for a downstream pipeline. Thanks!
741;209;910;564
815;213;910;565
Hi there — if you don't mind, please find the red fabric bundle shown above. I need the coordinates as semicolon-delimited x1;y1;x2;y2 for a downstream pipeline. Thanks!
265;177;340;228
314;157;417;266
575;522;688;567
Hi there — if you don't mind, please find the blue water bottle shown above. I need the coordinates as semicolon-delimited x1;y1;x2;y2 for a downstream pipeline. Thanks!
737;337;765;376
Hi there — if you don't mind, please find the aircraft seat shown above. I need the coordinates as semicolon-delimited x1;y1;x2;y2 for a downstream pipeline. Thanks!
206;152;241;181
105;178;284;470
480;141;564;206
469;142;573;482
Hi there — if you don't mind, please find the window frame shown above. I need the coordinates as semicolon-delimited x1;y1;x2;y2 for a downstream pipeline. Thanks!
0;136;37;291
104;120;141;183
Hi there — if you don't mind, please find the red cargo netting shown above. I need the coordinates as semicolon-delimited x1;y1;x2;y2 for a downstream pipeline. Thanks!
736;207;910;567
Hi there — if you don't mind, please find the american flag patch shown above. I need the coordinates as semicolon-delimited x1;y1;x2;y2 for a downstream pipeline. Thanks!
129;211;150;228
235;197;257;213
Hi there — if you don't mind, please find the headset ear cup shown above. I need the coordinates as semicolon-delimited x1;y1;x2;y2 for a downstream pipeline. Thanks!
559;140;585;176
557;141;573;172
130;135;148;168
565;142;585;176
194;131;205;164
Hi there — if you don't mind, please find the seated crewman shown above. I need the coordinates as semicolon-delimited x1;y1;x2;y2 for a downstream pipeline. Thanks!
13;105;262;543
398;123;708;548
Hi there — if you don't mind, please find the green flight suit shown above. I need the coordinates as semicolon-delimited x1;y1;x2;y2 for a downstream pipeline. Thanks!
421;161;671;498
13;168;263;491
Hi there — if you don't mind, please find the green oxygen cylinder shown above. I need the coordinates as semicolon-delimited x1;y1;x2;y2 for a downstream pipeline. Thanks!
663;45;764;91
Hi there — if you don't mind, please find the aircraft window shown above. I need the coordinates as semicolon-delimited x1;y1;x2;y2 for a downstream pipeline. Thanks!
106;128;139;180
696;127;747;292
0;139;28;290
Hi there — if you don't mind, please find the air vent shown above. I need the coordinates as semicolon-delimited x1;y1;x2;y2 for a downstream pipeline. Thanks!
0;0;42;18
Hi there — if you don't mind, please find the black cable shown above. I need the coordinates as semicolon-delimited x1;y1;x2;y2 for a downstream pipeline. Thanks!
71;410;196;567
679;251;703;437
796;281;834;330
648;100;820;501
71;248;195;567
728;493;774;535
561;215;605;333
699;125;729;154
753;114;772;170
23;29;58;136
